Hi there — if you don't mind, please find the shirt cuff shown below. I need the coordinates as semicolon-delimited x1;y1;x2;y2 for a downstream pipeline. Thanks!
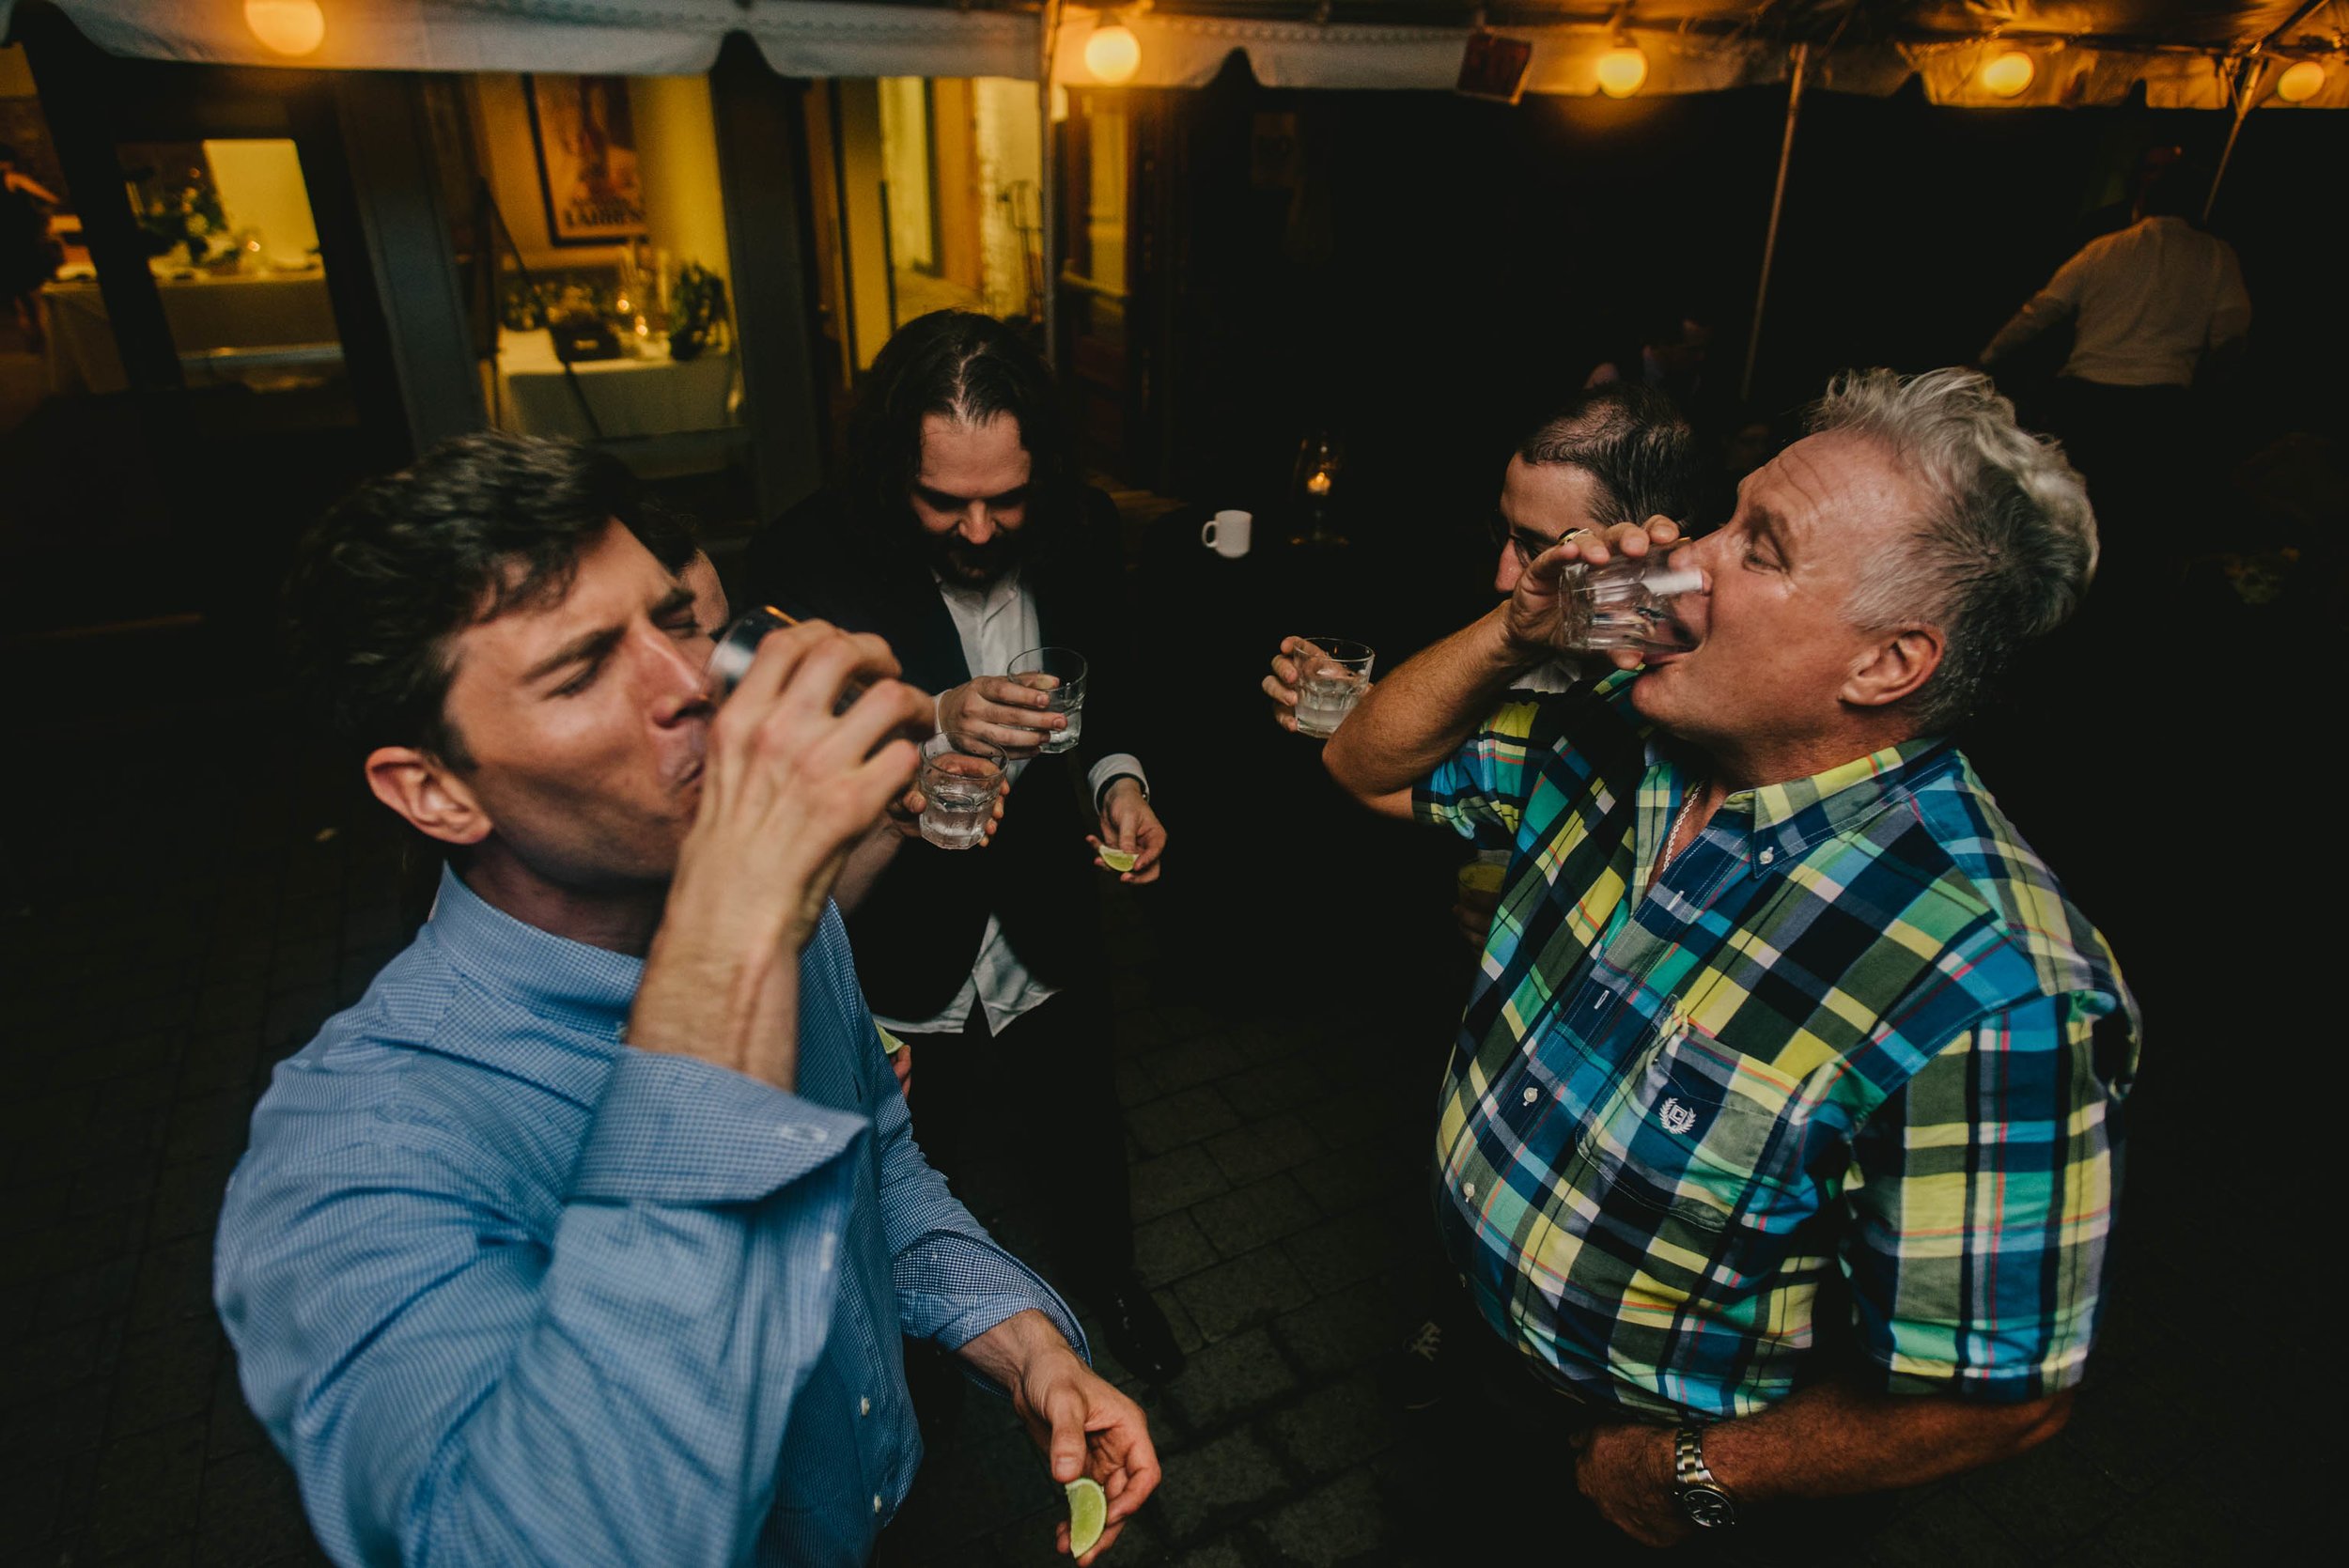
896;1231;1090;1366
570;1050;868;1205
1088;754;1147;805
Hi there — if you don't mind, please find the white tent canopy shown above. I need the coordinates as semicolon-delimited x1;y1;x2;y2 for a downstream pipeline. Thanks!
2;0;2342;107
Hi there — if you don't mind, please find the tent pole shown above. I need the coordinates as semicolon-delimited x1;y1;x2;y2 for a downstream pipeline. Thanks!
1740;41;1808;409
2203;55;2267;225
1039;0;1065;365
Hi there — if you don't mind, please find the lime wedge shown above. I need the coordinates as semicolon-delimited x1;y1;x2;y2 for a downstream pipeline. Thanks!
1066;1476;1107;1557
1097;846;1138;872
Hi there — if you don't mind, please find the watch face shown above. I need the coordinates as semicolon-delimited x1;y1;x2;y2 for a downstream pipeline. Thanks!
1680;1485;1736;1529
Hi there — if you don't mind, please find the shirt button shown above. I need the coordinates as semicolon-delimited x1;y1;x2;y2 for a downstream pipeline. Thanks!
873;1495;884;1515
1463;1181;1477;1200
1759;848;1776;864
860;1396;872;1416
1521;1086;1538;1106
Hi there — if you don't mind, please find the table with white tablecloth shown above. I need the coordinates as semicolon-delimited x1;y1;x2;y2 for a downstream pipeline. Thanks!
493;330;736;442
40;271;340;396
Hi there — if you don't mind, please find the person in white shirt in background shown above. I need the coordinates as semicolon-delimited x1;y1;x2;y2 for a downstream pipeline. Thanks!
1979;158;2248;573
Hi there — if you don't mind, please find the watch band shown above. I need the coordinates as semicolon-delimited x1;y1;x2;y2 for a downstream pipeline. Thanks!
1672;1425;1738;1529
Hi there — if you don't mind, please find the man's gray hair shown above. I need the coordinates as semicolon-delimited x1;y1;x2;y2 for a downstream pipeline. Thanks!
1812;367;2097;732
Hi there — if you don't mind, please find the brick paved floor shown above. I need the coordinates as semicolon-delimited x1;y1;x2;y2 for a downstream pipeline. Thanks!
2;639;2285;1567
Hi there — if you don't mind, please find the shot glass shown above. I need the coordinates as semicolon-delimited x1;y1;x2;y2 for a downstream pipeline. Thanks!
1006;646;1087;754
707;606;872;711
1290;638;1376;738
917;732;1006;850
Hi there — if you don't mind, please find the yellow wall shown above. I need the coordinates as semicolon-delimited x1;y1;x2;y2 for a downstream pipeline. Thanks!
833;80;894;372
2;43;38;96
201;138;319;268
629;74;730;290
472;73;730;288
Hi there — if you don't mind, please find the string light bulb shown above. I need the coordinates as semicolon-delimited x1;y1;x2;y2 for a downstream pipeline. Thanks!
2275;59;2326;102
243;0;326;57
1980;50;2035;98
1595;43;1650;98
1084;17;1142;85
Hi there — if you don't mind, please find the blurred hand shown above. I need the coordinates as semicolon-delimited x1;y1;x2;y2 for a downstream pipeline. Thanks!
1261;637;1313;733
1452;884;1501;947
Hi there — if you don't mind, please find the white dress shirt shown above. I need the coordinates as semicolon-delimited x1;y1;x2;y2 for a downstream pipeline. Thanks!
872;566;1147;1037
1983;216;2250;388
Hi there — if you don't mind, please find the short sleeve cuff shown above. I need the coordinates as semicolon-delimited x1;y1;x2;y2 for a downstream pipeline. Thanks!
571;1050;868;1205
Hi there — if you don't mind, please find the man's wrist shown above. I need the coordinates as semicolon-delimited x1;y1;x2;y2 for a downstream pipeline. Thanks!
1481;603;1550;677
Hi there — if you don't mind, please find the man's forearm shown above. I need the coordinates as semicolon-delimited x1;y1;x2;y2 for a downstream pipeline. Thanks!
958;1308;1081;1387
1322;607;1533;808
1704;1379;2072;1501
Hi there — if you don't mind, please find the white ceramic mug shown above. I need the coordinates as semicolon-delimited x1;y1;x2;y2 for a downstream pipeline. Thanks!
1201;509;1252;558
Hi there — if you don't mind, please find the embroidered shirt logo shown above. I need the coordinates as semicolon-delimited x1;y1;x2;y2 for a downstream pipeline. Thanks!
1658;1096;1698;1136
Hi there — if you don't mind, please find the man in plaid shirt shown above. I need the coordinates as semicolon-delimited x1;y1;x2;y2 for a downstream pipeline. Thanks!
1326;368;2136;1545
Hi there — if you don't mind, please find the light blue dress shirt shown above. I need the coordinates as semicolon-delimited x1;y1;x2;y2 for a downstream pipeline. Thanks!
215;867;1082;1567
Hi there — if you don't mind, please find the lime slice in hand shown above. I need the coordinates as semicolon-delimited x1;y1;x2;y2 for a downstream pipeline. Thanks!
1097;846;1138;873
1066;1476;1107;1558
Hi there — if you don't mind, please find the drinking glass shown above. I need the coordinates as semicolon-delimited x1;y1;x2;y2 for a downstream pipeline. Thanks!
1290;638;1376;738
1006;647;1087;754
917;732;1006;850
708;606;871;711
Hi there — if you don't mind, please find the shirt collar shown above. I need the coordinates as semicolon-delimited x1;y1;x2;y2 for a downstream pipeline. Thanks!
425;864;644;1041
1706;737;1957;873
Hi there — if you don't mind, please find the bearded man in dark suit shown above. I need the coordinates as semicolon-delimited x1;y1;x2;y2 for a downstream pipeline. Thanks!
747;311;1183;1385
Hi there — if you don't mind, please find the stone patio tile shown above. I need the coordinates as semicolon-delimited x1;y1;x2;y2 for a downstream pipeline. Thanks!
1270;1288;1402;1382
1128;1086;1244;1156
1129;1146;1232;1224
1190;1173;1321;1259
1262;1371;1400;1480
1149;1426;1289;1541
81;1416;207;1559
1202;1110;1323;1187
1132;1210;1221;1291
1170;1248;1314;1344
1257;1466;1390;1568
1164;1327;1299;1435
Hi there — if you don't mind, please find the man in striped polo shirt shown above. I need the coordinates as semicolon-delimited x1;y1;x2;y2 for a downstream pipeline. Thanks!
1325;368;2136;1546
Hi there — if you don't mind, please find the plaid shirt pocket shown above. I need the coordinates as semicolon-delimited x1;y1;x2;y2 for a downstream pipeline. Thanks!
1570;1022;1804;1258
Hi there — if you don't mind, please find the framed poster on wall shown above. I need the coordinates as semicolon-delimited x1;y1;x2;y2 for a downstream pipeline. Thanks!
523;73;646;245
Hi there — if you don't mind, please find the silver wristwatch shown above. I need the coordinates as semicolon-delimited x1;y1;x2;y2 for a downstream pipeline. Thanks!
1672;1425;1737;1529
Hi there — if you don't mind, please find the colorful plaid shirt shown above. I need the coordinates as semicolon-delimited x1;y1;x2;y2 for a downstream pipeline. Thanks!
1418;675;2138;1422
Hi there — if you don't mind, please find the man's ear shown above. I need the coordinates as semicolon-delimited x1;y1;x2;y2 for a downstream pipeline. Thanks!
1842;628;1943;710
364;747;491;846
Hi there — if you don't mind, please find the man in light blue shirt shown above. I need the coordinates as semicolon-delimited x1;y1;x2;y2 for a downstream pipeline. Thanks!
216;435;1159;1566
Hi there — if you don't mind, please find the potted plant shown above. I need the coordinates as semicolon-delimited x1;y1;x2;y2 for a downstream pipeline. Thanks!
667;263;729;362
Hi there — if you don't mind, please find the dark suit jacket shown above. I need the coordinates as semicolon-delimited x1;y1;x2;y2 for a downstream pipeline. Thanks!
745;483;1136;1022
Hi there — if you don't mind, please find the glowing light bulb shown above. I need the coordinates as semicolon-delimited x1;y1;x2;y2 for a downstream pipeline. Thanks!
1084;22;1142;85
1595;44;1650;99
2276;60;2326;103
1981;50;2035;98
1305;470;1333;497
244;0;326;57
